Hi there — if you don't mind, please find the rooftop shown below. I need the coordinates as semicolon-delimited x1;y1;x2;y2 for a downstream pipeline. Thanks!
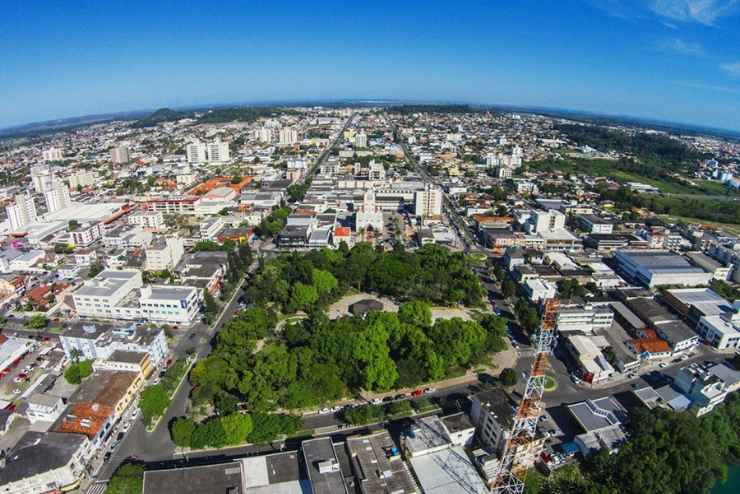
472;389;516;430
568;397;625;432
0;431;87;486
240;451;309;491
303;437;347;494
74;269;140;297
143;461;243;494
617;250;705;273
345;430;417;494
68;370;138;408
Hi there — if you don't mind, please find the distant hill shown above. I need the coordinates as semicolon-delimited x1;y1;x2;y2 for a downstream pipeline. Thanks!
132;108;190;128
196;106;285;124
0;110;146;139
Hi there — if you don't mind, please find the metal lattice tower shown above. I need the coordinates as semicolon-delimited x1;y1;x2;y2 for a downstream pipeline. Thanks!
490;298;558;494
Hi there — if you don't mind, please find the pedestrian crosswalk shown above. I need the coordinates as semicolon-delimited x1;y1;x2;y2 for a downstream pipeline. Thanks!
86;480;108;494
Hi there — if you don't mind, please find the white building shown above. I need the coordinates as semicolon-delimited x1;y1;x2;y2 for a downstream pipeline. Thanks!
523;278;557;303
186;140;208;164
68;171;96;191
577;214;614;234
565;335;616;383
355;131;367;148
42;147;64;162
43;183;72;214
355;190;384;232
557;304;614;333
414;183;443;219
5;193;38;231
696;312;740;350
138;285;201;324
255;126;273;143
25;393;65;424
59;323;168;367
0;431;91;494
368;160;385;181
527;209;566;234
72;269;201;324
144;237;185;272
614;250;713;288
111;145;130;164
30;165;52;193
70;222;102;247
279;127;299;146
128;211;165;230
73;270;143;319
207;139;230;163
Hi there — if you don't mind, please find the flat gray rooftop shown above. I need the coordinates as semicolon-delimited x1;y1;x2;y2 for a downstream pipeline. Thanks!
345;431;417;494
143;462;243;494
303;437;347;494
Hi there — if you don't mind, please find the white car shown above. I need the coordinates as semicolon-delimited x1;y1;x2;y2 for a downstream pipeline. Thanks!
659;362;668;369
319;408;331;415
122;421;132;432
130;409;140;420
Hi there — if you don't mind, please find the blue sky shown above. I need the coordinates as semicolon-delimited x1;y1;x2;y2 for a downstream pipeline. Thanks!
1;0;739;130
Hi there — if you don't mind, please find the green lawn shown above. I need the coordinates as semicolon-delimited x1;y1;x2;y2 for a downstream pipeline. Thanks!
658;214;740;235
610;170;695;194
694;179;737;196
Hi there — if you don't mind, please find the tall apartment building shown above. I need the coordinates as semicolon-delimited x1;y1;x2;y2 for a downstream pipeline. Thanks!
414;183;443;218
144;237;185;272
186;140;208;164
30;165;52;193
70;222;103;247
207;139;230;164
128;211;165;230
255;127;273;143
6;193;38;231
44;183;72;213
527;209;566;234
42;147;63;162
355;131;368;148
68;171;96;191
279;127;299;146
111;145;130;164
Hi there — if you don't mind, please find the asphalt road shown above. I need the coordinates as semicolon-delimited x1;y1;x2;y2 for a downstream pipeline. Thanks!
390;119;481;252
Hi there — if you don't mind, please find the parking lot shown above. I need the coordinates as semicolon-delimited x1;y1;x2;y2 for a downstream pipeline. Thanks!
0;338;63;401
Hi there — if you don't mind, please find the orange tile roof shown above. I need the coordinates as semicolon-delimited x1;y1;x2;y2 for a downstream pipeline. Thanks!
187;176;253;196
334;227;352;236
55;402;113;439
632;338;670;354
28;285;51;305
471;214;512;224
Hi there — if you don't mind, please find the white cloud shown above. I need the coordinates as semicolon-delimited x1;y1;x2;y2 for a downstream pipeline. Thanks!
589;0;739;25
675;81;740;94
649;0;739;25
720;61;740;77
656;38;705;55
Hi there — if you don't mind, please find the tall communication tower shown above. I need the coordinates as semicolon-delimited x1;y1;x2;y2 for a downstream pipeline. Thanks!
490;298;558;494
